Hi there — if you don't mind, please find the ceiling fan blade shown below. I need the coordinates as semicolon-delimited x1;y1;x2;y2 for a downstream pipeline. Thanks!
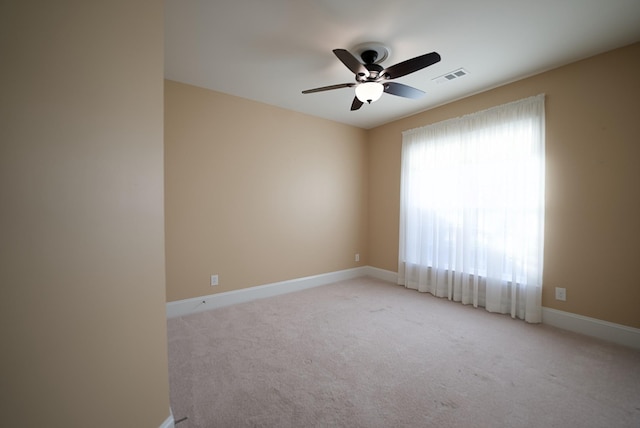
302;83;355;94
350;96;364;111
333;49;370;78
384;82;425;99
381;52;441;80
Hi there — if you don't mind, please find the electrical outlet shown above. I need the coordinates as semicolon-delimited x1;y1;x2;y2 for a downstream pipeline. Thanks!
210;274;219;286
355;253;360;262
555;287;566;301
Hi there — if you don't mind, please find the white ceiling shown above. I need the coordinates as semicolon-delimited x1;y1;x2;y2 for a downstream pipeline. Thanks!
165;0;640;130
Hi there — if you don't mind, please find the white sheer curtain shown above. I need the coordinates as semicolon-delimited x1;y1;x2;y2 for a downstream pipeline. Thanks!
398;95;545;323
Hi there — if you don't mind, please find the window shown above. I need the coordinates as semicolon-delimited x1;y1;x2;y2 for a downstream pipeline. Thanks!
398;95;545;322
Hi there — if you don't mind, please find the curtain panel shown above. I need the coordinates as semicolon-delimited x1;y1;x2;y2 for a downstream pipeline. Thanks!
398;94;545;323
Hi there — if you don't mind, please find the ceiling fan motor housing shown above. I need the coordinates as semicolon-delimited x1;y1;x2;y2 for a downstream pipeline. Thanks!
358;50;385;81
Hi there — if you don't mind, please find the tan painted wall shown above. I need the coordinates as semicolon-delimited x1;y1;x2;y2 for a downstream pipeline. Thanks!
368;42;640;328
0;2;170;426
165;81;368;301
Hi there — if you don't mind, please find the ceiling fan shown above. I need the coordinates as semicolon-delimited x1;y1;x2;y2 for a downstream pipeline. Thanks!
302;45;441;111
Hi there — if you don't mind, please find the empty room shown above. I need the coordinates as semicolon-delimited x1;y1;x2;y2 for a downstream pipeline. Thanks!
163;1;640;427
3;1;639;427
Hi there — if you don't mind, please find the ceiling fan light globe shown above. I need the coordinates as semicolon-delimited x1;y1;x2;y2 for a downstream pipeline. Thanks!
355;82;384;104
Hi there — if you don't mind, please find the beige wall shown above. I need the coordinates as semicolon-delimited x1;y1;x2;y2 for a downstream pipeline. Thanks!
0;2;170;427
368;42;640;329
165;44;639;329
165;81;368;301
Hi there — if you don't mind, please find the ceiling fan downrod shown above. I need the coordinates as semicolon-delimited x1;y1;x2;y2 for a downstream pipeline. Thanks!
360;50;378;65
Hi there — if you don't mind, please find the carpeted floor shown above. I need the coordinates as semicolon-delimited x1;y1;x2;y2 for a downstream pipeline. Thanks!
167;277;640;427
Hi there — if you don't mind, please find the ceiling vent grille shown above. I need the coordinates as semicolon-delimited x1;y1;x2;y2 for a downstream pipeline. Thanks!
433;68;468;84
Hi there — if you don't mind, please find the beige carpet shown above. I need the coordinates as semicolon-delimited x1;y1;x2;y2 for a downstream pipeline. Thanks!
167;277;640;427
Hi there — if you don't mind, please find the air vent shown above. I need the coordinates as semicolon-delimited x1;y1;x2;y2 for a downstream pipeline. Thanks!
433;68;469;84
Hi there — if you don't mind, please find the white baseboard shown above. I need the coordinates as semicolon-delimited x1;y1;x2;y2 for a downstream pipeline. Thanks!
365;268;640;350
542;307;640;350
362;266;399;283
159;409;174;428
166;266;640;351
166;267;368;318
